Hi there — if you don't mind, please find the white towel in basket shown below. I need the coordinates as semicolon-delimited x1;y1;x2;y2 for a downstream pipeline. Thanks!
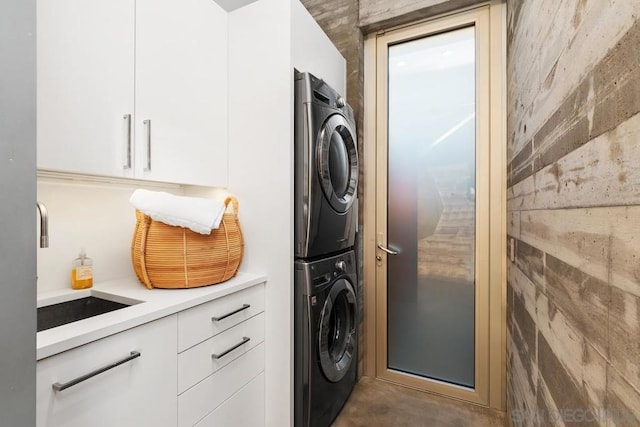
130;189;225;235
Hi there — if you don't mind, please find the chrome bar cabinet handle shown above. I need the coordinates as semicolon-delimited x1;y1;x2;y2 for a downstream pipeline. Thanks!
52;351;141;392
143;119;151;171
211;337;250;360
211;304;251;322
123;114;132;169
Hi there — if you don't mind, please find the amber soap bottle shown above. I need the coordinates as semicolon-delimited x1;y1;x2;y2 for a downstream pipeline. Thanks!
71;249;93;290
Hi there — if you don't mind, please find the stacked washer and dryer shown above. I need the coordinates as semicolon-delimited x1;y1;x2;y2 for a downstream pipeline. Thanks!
294;71;359;427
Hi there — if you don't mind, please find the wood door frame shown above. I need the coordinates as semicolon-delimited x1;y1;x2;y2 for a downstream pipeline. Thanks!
362;0;506;410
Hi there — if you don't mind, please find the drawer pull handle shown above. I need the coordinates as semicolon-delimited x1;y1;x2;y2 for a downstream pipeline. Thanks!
211;304;251;322
52;351;141;392
211;337;250;360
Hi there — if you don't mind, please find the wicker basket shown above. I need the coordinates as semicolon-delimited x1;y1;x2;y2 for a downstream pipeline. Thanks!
131;196;243;289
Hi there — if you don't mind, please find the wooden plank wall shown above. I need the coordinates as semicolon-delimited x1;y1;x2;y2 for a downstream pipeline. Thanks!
358;0;482;32
507;1;640;425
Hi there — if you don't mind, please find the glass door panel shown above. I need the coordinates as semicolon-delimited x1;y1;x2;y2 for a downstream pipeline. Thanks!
386;26;476;388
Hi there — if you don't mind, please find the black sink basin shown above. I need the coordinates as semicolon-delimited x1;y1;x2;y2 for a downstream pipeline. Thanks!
38;296;132;332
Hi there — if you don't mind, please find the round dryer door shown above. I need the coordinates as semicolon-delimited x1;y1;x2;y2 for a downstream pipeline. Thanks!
316;114;358;213
318;278;357;383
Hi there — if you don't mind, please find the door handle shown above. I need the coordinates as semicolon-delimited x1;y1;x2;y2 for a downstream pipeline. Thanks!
377;243;399;255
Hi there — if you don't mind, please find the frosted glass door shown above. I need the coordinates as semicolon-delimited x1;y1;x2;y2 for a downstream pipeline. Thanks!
386;26;476;387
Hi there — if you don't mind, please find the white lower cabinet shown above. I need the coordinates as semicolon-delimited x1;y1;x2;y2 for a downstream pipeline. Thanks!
178;312;265;394
178;284;265;353
195;372;265;427
37;282;266;427
178;343;265;426
36;315;178;427
178;284;266;426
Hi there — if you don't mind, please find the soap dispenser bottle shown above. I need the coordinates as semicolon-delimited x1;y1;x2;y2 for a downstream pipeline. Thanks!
71;248;93;290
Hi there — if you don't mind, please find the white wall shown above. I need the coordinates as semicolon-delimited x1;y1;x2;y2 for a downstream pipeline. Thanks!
228;1;293;425
229;1;345;426
292;0;346;96
36;174;225;293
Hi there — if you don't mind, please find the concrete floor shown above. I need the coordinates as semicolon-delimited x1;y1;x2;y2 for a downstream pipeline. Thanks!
332;377;507;427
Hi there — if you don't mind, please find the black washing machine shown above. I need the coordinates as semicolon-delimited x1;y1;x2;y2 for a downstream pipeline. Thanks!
294;250;358;427
294;70;359;259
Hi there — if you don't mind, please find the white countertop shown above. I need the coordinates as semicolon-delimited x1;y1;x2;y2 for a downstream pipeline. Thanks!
36;272;267;360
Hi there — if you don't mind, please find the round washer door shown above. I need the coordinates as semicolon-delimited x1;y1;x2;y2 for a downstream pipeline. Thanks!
316;114;358;213
318;278;357;383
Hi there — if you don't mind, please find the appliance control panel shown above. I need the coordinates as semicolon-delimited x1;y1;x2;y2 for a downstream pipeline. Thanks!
307;251;355;289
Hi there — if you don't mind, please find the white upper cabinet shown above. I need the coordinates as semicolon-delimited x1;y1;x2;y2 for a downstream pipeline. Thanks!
37;0;228;187
135;0;228;186
37;0;136;179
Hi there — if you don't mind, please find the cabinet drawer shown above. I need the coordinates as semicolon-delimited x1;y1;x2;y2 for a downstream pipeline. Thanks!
37;315;177;427
178;312;264;394
194;372;264;427
178;283;264;352
178;343;264;427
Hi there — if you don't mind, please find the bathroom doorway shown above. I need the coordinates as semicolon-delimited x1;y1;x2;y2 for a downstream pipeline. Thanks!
363;3;506;409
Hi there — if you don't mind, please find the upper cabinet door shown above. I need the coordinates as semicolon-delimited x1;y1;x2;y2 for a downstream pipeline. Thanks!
135;0;229;187
37;0;135;178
